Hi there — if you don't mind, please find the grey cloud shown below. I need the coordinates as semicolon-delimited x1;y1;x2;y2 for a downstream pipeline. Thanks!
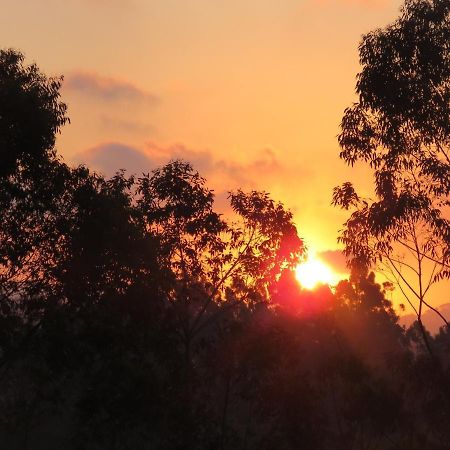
74;142;154;176
144;142;215;175
143;143;310;190
65;72;159;105
74;141;310;208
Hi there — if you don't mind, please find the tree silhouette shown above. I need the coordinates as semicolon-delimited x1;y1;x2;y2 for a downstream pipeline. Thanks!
333;0;450;352
136;161;304;340
0;49;68;177
135;160;305;448
0;49;73;375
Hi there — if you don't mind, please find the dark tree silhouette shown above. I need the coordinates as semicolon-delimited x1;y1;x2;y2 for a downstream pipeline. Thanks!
0;49;68;177
333;0;450;351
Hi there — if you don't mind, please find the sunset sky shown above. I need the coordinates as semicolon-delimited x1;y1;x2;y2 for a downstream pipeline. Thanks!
3;0;448;313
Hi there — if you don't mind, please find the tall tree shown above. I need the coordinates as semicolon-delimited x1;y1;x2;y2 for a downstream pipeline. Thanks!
0;49;73;376
333;0;450;346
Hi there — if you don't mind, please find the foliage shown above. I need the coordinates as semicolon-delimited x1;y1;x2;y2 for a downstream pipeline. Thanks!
333;0;450;348
0;49;68;176
334;0;450;267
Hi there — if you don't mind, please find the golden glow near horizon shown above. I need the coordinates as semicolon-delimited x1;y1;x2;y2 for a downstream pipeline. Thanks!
295;253;343;290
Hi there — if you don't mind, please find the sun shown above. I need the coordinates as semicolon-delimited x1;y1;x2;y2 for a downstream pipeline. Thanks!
295;254;341;290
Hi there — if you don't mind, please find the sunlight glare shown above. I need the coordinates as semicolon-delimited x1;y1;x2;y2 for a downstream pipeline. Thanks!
295;255;341;290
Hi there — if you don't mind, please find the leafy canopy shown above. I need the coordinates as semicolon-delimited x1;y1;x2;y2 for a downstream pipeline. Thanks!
334;0;450;274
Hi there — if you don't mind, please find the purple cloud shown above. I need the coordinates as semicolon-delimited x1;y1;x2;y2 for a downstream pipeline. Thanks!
74;140;315;245
65;72;159;105
74;141;311;195
74;142;154;176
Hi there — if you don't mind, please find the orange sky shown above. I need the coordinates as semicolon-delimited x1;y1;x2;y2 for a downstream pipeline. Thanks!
2;0;449;313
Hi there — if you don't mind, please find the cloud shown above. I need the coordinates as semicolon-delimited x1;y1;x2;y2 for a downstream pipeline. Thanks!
74;142;154;176
75;141;286;180
74;142;216;180
73;141;310;203
141;142;310;191
64;72;159;105
74;140;317;247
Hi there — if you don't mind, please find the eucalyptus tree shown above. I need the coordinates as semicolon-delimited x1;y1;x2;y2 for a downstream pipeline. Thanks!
333;0;450;348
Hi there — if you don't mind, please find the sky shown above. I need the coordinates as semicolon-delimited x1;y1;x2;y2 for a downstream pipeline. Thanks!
2;0;449;314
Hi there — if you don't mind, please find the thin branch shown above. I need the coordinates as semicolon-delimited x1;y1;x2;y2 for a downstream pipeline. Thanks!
423;261;439;297
385;256;421;302
380;264;419;316
190;227;257;335
394;236;450;269
386;255;419;276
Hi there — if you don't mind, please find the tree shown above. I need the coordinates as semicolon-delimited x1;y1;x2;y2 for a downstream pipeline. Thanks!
0;49;73;377
333;0;450;350
135;160;304;447
0;49;68;177
137;161;304;340
0;52;170;440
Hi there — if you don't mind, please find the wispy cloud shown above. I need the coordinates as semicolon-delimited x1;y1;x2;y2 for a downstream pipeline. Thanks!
65;72;159;105
73;141;310;197
140;142;308;191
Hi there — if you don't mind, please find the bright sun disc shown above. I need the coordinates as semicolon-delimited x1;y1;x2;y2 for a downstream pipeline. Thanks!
295;256;340;290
